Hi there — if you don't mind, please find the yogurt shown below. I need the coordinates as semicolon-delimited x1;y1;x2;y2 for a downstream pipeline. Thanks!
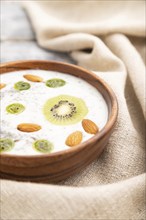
0;70;108;155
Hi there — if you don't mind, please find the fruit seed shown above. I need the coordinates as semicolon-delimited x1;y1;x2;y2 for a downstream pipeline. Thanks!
23;74;43;82
0;83;6;89
65;131;83;147
17;123;41;132
82;119;99;134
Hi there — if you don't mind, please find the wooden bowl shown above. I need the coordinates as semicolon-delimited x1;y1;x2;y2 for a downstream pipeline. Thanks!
0;60;118;183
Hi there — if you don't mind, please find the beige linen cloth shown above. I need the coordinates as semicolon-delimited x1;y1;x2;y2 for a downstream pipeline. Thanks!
1;1;146;220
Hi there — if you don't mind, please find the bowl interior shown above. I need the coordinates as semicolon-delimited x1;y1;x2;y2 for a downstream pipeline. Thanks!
0;60;118;159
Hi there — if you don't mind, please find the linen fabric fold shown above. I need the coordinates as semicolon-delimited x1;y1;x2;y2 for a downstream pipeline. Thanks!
1;1;146;219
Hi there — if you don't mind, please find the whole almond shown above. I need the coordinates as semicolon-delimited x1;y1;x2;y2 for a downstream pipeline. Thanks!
17;123;41;132
0;83;6;89
65;131;83;147
82;119;99;134
23;74;43;82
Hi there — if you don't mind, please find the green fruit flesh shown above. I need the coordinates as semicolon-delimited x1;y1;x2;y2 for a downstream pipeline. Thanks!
14;81;30;91
6;103;25;114
43;95;88;125
0;138;15;153
46;78;66;88
33;140;53;153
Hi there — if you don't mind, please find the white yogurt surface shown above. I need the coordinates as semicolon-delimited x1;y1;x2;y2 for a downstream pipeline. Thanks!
0;69;108;155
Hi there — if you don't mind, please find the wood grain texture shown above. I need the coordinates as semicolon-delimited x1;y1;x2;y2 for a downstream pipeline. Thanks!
1;1;34;40
0;60;118;183
0;41;75;64
1;2;75;64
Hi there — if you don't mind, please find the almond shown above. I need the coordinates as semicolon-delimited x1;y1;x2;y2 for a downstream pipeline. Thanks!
23;74;43;82
17;123;41;132
82;119;99;134
0;83;6;89
65;131;83;147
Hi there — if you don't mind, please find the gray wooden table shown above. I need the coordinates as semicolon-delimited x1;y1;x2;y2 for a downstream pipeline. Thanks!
1;1;75;64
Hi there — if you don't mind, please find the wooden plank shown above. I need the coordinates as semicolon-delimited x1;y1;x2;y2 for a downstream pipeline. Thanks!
1;41;75;64
1;1;35;40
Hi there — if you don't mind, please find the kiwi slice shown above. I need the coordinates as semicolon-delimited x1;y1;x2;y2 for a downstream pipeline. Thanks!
6;103;25;114
46;78;66;88
14;81;31;91
0;138;15;153
43;95;88;125
33;139;53;153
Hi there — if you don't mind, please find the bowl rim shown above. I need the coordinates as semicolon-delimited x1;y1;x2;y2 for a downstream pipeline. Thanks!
0;60;118;159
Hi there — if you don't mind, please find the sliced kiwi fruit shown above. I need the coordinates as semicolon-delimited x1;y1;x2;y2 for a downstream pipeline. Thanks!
43;95;88;125
0;138;15;153
33;139;53;153
14;81;31;91
46;78;66;88
6;103;25;114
